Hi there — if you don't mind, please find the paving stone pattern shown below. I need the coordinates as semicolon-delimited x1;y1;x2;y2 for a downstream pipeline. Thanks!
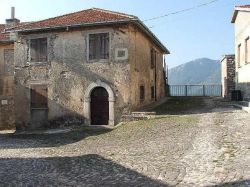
0;98;249;186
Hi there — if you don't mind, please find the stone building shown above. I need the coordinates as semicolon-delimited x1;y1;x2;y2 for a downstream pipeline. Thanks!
231;5;250;100
6;8;169;129
220;55;235;99
0;8;20;129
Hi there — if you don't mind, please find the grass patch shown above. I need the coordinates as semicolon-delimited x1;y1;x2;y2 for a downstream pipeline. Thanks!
150;97;206;115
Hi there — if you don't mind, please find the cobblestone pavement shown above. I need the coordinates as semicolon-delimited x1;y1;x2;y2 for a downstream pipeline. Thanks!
0;98;250;186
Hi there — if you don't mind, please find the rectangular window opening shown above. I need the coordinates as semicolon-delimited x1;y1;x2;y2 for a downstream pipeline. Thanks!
151;48;155;68
30;38;48;62
238;44;241;68
140;85;145;101
245;37;249;64
89;33;109;60
151;86;155;99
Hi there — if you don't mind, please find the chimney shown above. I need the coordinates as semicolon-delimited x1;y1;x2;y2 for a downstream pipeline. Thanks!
5;7;20;28
11;7;15;19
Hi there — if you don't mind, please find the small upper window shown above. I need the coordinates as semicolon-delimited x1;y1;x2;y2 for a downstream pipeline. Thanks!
151;48;155;68
89;33;109;60
140;85;145;101
245;37;249;64
151;86;155;99
30;38;48;62
238;44;241;68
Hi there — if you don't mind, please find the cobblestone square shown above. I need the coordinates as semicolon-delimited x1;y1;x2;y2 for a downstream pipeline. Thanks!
0;98;249;186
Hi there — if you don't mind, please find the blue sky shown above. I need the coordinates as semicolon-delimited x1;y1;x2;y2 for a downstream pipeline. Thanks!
1;0;249;68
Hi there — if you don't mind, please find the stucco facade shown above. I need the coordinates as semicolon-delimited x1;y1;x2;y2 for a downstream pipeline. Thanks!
12;9;168;130
232;6;250;99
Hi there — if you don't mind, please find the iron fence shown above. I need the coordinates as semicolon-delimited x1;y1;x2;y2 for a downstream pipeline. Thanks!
169;85;222;97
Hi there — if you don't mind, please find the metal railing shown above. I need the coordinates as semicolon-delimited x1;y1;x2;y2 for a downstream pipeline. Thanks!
169;85;222;97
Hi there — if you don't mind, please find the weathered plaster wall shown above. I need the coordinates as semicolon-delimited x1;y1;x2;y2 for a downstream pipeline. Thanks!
14;24;167;129
0;44;15;129
234;11;250;99
15;26;132;129
129;25;166;110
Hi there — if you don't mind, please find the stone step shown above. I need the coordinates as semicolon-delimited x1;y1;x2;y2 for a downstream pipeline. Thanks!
121;112;156;122
239;101;250;107
232;104;250;113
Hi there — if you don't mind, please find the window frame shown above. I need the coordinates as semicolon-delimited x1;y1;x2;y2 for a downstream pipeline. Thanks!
151;86;155;100
29;37;48;63
87;32;111;62
151;48;155;69
245;37;249;65
140;85;145;101
237;44;241;68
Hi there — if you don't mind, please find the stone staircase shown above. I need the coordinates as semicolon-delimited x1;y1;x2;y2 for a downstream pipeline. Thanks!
233;99;250;113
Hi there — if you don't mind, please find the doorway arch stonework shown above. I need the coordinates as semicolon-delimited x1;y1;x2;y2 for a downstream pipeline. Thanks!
84;80;115;126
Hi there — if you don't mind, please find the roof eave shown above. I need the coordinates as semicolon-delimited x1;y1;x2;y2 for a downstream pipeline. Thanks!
6;18;169;54
231;10;238;23
232;8;250;23
0;40;14;45
6;19;132;33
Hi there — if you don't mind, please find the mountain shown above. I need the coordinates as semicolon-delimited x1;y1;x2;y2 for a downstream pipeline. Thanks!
168;58;221;85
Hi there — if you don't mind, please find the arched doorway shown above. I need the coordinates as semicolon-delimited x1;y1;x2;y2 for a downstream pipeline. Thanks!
84;80;115;126
90;87;109;125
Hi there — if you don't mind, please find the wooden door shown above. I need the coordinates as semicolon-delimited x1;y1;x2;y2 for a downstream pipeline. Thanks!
30;85;48;129
91;87;109;125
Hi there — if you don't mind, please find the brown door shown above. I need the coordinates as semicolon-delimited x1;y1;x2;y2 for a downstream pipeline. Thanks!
30;85;48;129
91;87;109;125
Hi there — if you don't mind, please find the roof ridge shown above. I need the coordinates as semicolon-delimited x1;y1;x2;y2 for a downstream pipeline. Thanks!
21;8;95;26
91;8;137;19
235;5;250;9
20;8;136;28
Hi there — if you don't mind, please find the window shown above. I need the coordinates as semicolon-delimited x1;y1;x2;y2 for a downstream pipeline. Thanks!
0;78;3;96
238;44;241;68
151;48;155;68
30;38;48;62
89;33;109;60
151;86;155;99
140;85;145;101
245;37;249;64
31;85;48;109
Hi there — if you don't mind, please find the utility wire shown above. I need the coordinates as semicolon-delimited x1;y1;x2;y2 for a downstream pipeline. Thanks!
143;0;220;22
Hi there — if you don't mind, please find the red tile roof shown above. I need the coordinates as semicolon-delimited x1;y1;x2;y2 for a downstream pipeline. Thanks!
11;8;137;31
232;5;250;23
0;24;9;40
5;8;169;53
236;5;250;8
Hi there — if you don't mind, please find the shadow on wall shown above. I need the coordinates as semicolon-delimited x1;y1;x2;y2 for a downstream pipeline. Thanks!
0;154;169;186
0;127;112;149
15;58;127;130
236;82;250;99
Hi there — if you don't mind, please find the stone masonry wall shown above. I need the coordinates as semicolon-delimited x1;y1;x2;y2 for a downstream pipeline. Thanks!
0;44;15;130
221;55;235;99
14;26;132;129
128;25;166;110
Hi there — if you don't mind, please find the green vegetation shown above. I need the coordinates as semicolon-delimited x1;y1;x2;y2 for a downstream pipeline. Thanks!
151;97;206;115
